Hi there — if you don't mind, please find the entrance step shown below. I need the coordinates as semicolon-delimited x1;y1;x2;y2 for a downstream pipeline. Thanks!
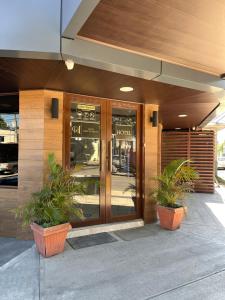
67;219;144;239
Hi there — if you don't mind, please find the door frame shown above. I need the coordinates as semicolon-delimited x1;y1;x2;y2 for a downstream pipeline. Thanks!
64;93;143;227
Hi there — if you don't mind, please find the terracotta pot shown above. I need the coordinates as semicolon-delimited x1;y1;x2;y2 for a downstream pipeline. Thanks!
157;205;185;230
30;222;72;257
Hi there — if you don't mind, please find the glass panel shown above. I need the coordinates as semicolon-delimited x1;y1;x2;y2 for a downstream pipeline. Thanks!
111;108;137;216
0;112;19;187
70;103;101;221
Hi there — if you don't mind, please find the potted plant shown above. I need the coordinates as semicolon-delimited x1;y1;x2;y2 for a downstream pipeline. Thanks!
15;153;84;257
153;159;198;230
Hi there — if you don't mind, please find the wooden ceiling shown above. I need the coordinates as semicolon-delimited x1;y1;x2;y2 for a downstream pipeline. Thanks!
0;57;219;129
79;0;225;76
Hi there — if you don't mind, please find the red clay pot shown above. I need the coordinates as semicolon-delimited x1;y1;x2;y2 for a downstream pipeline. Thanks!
31;223;72;257
157;205;185;230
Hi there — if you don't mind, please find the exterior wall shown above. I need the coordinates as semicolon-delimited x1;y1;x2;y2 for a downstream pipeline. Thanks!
158;123;163;175
0;0;61;57
17;90;64;238
142;104;160;223
62;0;82;33
0;90;161;237
0;90;64;238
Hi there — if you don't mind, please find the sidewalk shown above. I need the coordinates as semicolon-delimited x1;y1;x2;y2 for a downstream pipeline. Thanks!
1;187;225;299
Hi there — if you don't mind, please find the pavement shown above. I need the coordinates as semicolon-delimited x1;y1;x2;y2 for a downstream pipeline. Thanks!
218;169;225;180
0;237;33;267
2;187;225;299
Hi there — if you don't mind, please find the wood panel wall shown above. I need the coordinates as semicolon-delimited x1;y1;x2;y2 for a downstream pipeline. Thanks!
0;90;65;237
162;130;215;193
43;90;64;178
143;104;159;223
16;90;64;238
0;91;162;236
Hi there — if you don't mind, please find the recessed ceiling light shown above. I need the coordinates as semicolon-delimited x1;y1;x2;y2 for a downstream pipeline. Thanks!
120;86;134;92
178;114;187;118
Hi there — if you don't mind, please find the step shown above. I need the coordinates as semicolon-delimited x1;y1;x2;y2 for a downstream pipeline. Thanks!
67;219;144;238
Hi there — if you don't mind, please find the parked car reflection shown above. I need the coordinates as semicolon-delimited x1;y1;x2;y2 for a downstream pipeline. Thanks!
0;174;18;186
0;161;18;174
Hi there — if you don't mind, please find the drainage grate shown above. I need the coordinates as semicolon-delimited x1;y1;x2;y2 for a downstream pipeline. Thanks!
67;232;118;250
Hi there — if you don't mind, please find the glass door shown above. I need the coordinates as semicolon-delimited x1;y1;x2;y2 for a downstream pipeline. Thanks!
66;95;141;226
106;101;142;222
68;97;107;226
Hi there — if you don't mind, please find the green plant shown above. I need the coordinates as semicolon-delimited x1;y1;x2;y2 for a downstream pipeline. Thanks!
123;182;136;198
15;153;84;228
152;159;199;208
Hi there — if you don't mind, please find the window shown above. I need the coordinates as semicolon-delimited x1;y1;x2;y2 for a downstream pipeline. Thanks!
0;95;19;187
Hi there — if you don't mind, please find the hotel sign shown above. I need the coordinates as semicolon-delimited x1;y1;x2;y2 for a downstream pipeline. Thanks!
76;104;96;121
115;124;133;139
77;104;95;111
71;122;99;139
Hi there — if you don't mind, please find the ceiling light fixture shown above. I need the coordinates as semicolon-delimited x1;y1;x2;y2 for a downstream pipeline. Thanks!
65;59;75;70
178;114;187;118
120;86;134;92
175;128;181;130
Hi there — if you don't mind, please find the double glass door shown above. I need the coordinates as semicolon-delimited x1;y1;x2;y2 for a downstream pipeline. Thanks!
67;96;141;226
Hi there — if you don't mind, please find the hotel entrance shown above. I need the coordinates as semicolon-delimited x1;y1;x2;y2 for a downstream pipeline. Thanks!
65;95;142;226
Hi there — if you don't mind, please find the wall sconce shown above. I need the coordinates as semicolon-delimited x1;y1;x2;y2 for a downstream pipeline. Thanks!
51;98;59;119
150;111;158;127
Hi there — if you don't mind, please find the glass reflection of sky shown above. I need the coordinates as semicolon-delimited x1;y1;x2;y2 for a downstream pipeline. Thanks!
0;114;19;130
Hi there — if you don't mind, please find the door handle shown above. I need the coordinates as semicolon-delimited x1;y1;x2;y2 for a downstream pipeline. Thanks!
100;140;102;172
108;140;112;173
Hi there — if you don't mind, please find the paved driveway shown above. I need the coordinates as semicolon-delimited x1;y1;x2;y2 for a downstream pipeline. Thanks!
1;187;225;299
218;169;225;180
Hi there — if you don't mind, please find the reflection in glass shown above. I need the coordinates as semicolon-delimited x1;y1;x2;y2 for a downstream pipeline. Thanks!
111;108;137;216
0;113;19;186
70;103;101;221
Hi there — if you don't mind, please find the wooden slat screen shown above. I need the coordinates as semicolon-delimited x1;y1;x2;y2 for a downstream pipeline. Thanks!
162;130;215;193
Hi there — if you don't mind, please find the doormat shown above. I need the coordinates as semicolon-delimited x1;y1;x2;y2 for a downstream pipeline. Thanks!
67;232;118;250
